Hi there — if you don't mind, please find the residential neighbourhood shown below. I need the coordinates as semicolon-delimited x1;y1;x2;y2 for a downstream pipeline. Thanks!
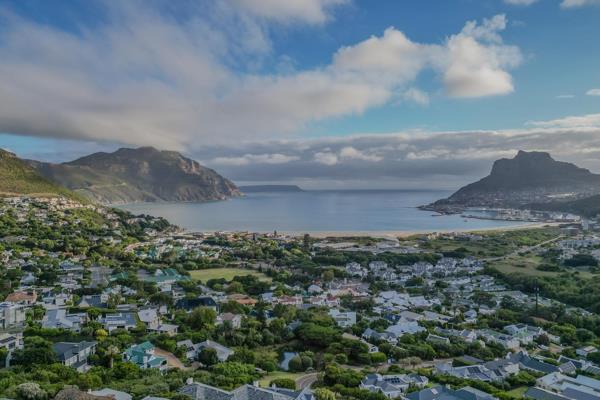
2;196;600;400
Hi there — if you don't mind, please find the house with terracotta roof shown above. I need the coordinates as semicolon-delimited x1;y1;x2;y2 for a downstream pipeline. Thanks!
5;290;37;305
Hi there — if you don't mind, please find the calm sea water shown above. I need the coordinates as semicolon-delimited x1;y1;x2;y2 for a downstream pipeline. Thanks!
119;190;529;233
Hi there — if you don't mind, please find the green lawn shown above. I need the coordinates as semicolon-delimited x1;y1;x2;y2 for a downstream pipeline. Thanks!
506;386;528;398
189;268;271;282
258;371;307;387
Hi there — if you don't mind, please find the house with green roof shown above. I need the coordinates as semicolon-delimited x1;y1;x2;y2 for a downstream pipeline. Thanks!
123;341;167;370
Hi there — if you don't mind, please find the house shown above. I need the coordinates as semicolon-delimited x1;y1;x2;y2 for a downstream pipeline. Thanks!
78;294;108;309
0;332;23;365
307;284;323;294
228;294;257;306
99;312;137;332
504;324;546;345
123;341;167;370
385;321;426;338
138;308;160;330
346;262;368;278
53;341;97;372
42;308;87;332
175;296;218;311
536;372;600;400
576;345;598;358
329;309;357;328
197;340;234;362
5;290;37;305
361;374;428;398
363;328;397;344
216;313;243;329
152;323;179;336
177;340;198;360
507;352;561;375
90;389;132;400
407;386;497;400
478;329;520;350
427;334;450;345
435;359;519;382
0;302;26;329
180;380;315;400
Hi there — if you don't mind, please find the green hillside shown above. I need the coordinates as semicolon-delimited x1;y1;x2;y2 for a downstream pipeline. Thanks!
0;148;80;199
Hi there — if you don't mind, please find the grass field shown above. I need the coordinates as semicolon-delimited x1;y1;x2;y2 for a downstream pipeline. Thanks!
189;268;271;282
506;386;528;398
258;371;307;387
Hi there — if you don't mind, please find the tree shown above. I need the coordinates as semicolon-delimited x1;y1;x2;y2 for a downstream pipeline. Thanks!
270;378;296;390
16;383;47;400
106;345;120;368
13;336;56;366
314;388;336;400
288;356;305;372
187;307;217;330
199;347;219;366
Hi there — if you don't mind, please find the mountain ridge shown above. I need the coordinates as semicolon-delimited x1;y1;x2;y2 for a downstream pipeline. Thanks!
28;146;241;204
0;148;82;200
427;150;600;211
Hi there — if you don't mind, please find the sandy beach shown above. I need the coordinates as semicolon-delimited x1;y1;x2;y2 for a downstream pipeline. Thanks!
280;222;561;239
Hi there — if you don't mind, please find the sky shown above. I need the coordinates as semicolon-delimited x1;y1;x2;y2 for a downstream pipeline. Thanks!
0;0;599;189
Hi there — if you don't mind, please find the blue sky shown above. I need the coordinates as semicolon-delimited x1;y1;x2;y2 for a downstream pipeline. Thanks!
0;0;599;188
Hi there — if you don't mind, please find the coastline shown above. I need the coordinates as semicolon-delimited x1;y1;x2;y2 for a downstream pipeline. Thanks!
187;222;561;239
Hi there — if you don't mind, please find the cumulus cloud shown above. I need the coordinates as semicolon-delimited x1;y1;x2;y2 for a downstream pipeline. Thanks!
561;0;600;7
441;15;522;97
587;88;600;96
0;3;522;150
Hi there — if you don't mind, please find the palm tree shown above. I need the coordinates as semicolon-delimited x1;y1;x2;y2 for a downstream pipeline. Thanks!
106;345;120;369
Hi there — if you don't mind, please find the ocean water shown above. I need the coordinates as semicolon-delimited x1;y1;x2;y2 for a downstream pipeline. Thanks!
119;190;529;233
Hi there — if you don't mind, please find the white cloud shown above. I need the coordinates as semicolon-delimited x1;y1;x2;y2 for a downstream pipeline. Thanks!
210;153;299;166
441;15;522;98
313;152;339;165
504;0;538;5
527;113;600;128
0;5;522;150
187;117;600;188
561;0;600;8
339;146;383;162
401;88;430;105
587;88;600;96
228;0;348;24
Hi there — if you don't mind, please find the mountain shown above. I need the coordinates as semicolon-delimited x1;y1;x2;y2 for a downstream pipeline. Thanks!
526;195;600;218
239;185;304;193
427;151;600;211
0;148;79;199
30;147;241;204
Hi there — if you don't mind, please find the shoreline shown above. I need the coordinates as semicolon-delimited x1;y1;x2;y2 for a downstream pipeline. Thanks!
188;222;561;239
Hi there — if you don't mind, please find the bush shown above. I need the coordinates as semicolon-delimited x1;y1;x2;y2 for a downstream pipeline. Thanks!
270;378;296;390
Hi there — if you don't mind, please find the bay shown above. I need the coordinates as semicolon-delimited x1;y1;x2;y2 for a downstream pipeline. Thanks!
118;190;530;233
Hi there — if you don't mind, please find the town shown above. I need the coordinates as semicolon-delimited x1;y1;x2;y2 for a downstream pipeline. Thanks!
2;196;600;400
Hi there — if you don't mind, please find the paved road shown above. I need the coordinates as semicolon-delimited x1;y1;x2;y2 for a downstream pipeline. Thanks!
296;373;319;389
